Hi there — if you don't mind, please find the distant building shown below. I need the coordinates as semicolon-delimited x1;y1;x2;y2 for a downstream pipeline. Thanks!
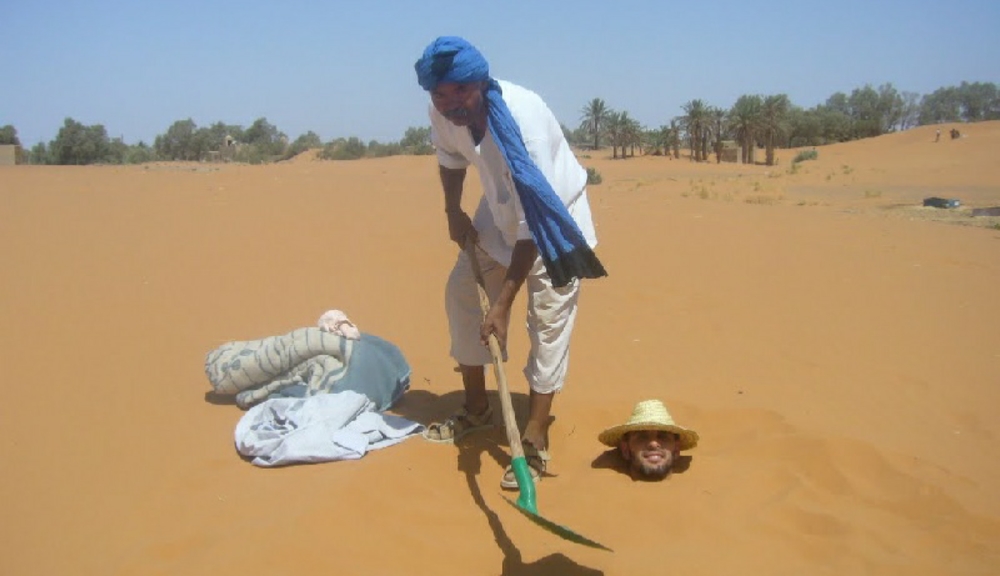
719;140;740;163
219;135;239;161
207;136;239;163
0;144;18;166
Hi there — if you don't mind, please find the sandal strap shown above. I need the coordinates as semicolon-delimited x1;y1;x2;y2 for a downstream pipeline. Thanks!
424;405;493;440
522;441;551;461
457;405;493;426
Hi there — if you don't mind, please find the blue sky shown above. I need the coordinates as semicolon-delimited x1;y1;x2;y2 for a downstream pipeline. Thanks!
3;0;998;146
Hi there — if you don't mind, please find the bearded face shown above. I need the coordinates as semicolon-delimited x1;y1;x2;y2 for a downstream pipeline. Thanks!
430;81;486;128
620;430;680;480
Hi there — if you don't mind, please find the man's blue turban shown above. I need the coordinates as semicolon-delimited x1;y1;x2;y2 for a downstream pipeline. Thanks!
415;36;607;288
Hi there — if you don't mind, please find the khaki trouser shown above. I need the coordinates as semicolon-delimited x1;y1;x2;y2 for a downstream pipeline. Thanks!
445;245;580;394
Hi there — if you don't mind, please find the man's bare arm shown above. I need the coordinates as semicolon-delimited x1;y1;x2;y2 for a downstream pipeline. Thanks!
440;165;466;212
440;165;477;248
480;239;538;349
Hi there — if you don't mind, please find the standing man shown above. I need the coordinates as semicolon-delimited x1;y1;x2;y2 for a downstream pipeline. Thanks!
414;36;606;489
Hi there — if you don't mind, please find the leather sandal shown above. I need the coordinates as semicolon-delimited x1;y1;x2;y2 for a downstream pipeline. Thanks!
500;442;551;489
422;405;494;444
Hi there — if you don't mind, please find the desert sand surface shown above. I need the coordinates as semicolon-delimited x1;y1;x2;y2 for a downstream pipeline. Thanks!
1;122;998;575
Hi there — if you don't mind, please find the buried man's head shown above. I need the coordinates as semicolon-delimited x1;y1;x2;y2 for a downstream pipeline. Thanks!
598;399;699;480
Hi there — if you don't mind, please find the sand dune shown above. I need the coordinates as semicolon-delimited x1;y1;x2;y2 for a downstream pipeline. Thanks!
1;122;998;575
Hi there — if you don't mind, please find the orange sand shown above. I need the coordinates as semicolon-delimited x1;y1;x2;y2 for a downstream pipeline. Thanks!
1;122;998;575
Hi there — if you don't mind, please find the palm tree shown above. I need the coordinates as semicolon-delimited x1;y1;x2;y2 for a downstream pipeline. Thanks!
635;121;645;156
729;94;763;164
605;111;623;159
580;98;610;151
653;125;672;156
701;121;711;162
682;99;708;161
760;94;791;166
709;107;727;163
670;119;681;159
602;111;641;159
620;113;641;157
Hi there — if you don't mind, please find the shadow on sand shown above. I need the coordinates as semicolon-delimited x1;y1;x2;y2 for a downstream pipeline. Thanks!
206;381;606;573
392;388;605;576
203;391;238;406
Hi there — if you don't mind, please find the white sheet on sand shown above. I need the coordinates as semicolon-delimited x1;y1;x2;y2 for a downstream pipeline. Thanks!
234;391;424;467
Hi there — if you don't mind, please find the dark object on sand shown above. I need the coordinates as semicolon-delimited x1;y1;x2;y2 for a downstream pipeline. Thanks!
971;207;1000;217
923;197;961;209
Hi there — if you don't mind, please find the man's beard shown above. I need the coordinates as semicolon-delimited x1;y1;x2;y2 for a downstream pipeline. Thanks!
443;107;471;121
631;454;672;480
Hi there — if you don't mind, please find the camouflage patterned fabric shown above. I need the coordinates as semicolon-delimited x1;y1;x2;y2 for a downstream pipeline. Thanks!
205;327;357;409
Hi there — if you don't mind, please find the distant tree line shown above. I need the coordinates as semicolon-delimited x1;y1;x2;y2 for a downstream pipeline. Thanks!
316;127;434;160
7;117;433;166
575;80;1000;165
3;80;996;166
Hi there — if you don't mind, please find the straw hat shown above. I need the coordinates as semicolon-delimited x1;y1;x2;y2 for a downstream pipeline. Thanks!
598;399;699;450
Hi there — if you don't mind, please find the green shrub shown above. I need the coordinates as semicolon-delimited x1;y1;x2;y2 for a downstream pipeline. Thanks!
367;140;403;158
586;167;602;185
233;143;274;165
792;149;818;163
318;137;366;161
404;143;435;156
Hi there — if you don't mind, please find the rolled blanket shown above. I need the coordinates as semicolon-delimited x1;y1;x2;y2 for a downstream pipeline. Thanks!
205;328;411;411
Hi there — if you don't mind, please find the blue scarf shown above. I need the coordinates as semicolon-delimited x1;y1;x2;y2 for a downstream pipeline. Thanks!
415;36;607;287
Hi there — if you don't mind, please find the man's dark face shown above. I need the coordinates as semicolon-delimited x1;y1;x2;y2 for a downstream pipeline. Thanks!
620;430;679;480
431;81;486;127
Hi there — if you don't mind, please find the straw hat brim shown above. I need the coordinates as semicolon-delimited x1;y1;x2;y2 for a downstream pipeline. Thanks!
598;422;699;451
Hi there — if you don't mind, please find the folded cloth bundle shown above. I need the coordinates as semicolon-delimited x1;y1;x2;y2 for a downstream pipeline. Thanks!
205;327;411;411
